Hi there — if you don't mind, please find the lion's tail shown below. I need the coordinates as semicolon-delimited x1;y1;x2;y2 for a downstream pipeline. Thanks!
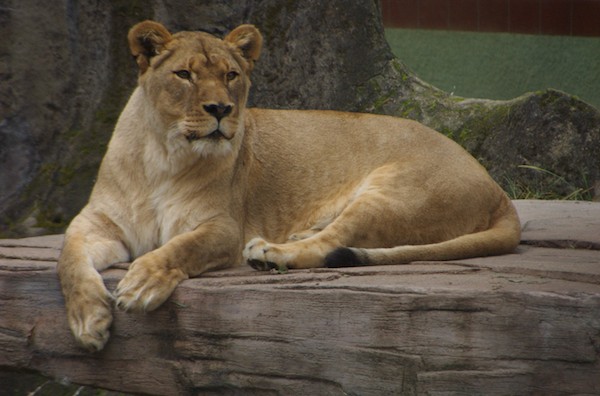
324;200;521;267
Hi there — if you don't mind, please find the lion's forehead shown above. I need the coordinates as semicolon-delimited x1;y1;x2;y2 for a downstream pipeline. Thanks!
167;32;239;72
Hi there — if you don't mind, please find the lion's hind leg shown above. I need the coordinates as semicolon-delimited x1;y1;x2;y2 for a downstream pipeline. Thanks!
244;162;497;271
243;195;395;270
244;233;340;270
244;176;406;270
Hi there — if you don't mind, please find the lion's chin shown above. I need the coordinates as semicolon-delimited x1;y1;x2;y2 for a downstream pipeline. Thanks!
188;134;234;158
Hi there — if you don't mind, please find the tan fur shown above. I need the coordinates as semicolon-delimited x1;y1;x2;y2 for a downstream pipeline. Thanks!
57;21;521;351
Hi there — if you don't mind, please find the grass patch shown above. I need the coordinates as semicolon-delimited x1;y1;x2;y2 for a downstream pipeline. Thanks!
385;28;600;109
505;165;594;200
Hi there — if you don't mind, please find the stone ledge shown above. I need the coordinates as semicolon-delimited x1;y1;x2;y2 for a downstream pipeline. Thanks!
0;200;599;395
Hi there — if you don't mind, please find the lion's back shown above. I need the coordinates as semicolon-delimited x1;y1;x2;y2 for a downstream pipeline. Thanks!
246;108;479;173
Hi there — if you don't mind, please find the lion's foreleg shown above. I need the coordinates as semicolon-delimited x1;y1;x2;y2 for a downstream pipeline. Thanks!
57;215;129;351
114;216;241;312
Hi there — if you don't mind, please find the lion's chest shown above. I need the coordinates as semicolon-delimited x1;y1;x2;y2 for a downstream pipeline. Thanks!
123;181;198;258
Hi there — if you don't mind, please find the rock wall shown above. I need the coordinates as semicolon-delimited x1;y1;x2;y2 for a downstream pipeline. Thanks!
0;0;150;236
1;0;599;236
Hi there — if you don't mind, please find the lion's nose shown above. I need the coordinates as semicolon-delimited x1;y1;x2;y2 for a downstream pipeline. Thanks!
203;103;233;121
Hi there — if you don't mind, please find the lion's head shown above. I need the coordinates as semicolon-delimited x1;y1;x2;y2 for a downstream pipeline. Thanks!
128;21;262;156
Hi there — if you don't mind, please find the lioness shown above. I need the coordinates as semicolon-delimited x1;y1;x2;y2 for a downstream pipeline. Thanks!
57;21;521;351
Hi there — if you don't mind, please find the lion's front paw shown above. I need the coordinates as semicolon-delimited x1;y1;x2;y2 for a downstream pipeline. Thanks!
114;254;187;312
65;276;114;352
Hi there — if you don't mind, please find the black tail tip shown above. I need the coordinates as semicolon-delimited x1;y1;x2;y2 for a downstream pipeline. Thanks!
324;247;365;268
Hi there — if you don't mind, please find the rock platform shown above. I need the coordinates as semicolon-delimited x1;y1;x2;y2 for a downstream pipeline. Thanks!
0;200;599;395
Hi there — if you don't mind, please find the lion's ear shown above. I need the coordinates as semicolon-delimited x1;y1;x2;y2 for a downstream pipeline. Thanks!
128;20;172;74
224;25;263;70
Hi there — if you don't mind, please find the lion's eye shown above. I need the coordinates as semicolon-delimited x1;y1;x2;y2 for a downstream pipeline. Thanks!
174;70;192;80
226;71;239;81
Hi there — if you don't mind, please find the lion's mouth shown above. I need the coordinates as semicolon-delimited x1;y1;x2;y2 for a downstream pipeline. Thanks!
185;129;227;142
206;130;225;140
